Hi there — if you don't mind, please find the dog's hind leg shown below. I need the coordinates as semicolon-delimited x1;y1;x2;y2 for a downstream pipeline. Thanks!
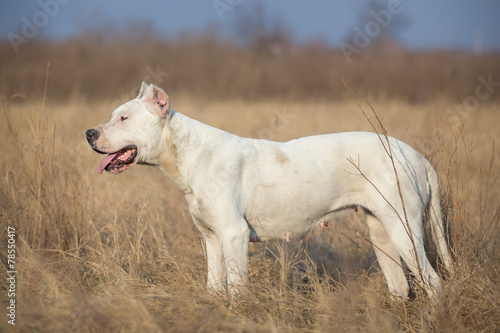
379;212;441;299
366;213;410;298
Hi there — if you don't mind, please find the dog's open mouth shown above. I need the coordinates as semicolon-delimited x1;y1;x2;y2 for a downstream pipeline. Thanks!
98;146;138;174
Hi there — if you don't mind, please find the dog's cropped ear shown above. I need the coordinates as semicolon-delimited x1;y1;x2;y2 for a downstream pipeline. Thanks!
136;82;149;99
142;84;171;118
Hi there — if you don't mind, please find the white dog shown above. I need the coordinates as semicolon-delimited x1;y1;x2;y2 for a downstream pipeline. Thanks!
86;82;452;298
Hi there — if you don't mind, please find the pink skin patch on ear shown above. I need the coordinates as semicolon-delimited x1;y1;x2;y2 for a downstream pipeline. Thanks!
155;89;169;116
156;90;168;107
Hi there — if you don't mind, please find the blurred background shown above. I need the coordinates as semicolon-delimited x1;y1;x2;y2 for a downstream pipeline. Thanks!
1;2;500;331
1;0;500;103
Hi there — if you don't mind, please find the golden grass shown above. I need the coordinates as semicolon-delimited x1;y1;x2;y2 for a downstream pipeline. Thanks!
1;94;499;332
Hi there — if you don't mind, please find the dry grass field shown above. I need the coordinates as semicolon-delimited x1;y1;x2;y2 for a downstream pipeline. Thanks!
0;89;499;332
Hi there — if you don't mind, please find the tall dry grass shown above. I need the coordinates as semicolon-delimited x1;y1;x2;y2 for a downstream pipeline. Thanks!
0;89;499;332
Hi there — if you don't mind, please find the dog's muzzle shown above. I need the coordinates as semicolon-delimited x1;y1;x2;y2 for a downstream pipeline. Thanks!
85;128;138;174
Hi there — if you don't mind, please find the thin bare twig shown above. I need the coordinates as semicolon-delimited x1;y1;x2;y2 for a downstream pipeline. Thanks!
342;79;425;292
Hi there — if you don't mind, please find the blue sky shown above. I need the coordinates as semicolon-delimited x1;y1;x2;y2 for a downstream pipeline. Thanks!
1;0;500;51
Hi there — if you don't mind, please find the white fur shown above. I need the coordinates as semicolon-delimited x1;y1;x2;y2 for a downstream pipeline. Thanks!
87;83;452;298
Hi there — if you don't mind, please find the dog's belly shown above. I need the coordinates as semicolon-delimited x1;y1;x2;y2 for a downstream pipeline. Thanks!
243;176;366;242
246;215;321;242
244;191;363;242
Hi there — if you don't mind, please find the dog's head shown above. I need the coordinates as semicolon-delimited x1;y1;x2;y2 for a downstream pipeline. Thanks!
86;82;171;174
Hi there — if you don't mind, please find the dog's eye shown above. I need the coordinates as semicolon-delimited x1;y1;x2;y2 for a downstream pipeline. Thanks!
120;116;128;121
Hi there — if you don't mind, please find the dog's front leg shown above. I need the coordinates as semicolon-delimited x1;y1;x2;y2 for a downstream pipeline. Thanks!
189;212;227;293
220;224;250;294
204;230;227;293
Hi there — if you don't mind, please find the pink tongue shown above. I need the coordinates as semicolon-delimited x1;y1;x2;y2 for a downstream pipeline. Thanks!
98;152;119;174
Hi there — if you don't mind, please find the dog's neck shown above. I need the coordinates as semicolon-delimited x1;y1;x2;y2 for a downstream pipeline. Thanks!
157;111;234;194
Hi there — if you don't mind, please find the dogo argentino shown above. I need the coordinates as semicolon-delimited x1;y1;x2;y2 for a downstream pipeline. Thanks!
86;82;452;298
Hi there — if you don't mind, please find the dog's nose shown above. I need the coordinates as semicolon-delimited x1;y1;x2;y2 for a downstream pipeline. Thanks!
86;128;100;143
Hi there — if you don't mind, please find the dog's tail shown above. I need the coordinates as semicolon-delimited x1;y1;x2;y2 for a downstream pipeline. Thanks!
426;160;453;271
